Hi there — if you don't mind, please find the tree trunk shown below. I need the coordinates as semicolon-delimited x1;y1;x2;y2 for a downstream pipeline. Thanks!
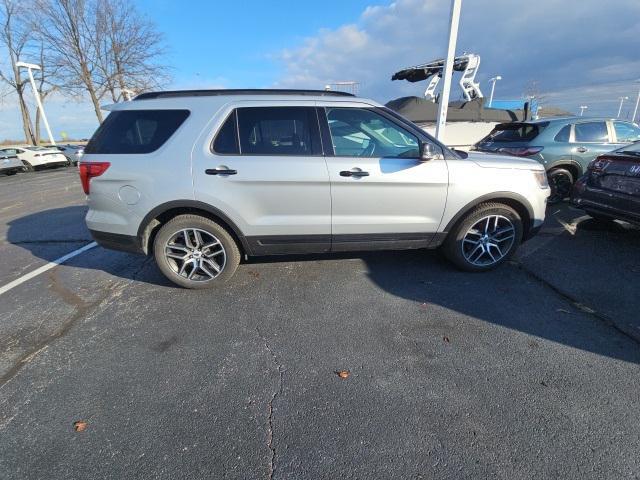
17;88;36;145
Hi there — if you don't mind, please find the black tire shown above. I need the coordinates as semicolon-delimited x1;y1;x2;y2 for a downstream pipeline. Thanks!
22;161;34;172
547;168;574;204
5;169;17;176
442;202;523;272
152;214;241;289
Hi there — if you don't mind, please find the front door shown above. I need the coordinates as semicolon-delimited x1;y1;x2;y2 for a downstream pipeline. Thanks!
320;106;449;251
192;105;331;254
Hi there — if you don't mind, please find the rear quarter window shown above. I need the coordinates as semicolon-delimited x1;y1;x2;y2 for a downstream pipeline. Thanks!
85;109;190;154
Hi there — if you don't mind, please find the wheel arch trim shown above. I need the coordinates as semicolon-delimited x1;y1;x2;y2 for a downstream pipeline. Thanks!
438;192;536;243
137;200;250;255
546;159;584;178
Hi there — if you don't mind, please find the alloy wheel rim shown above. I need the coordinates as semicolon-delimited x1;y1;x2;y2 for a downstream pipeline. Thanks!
461;215;515;266
164;228;226;281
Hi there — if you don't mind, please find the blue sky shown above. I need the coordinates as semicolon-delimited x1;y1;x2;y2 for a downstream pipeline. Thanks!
1;0;639;141
136;0;389;89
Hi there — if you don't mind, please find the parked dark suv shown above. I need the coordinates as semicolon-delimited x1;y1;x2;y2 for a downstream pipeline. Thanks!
474;117;640;203
572;141;640;225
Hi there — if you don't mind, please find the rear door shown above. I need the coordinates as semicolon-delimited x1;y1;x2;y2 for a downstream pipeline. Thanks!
320;105;448;250
571;121;616;169
192;104;332;254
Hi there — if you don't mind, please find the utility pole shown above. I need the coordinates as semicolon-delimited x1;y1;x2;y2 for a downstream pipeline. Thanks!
435;0;462;142
632;81;640;123
16;61;55;145
617;96;629;119
488;76;501;107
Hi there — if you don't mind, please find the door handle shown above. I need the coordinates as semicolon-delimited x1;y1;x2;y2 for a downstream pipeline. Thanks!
576;146;588;153
205;167;237;175
340;170;369;178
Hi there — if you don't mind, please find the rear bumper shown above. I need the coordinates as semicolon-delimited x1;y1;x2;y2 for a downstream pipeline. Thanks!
89;229;144;254
571;182;640;226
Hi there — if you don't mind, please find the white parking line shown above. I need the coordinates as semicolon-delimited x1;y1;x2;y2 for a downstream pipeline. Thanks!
0;242;97;296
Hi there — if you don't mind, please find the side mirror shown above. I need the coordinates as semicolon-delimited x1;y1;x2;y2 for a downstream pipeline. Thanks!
420;142;442;161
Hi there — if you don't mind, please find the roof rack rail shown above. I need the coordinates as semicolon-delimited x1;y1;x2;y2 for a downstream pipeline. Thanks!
134;89;355;100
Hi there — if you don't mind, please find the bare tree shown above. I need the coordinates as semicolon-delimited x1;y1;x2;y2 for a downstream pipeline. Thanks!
95;0;169;102
33;0;105;122
0;0;36;144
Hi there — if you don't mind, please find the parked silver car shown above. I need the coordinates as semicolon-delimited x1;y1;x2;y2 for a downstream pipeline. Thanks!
0;152;24;176
81;89;550;288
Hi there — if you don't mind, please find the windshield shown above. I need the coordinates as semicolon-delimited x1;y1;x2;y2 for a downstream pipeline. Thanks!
616;141;640;155
25;146;49;151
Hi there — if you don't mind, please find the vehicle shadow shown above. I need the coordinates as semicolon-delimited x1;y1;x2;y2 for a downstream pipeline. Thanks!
7;205;640;365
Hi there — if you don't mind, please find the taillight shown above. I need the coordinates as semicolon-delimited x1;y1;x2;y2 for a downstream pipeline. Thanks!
498;146;544;157
79;161;110;194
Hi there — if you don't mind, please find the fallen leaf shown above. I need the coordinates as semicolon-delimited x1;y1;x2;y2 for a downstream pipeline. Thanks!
73;421;88;432
248;271;260;279
556;308;572;314
443;336;450;343
336;370;350;379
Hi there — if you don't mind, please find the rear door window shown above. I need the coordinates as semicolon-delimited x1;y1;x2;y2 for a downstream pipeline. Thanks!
85;109;190;154
613;121;640;143
236;107;320;156
574;121;609;143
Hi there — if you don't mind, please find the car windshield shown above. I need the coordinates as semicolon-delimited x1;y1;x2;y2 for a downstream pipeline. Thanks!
480;122;548;143
616;141;640;155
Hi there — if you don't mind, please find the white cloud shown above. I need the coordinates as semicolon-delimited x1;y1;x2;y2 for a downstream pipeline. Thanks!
274;0;640;117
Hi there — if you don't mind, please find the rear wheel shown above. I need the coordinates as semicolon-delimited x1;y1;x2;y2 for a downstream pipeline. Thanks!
547;168;574;204
153;214;241;289
443;203;523;272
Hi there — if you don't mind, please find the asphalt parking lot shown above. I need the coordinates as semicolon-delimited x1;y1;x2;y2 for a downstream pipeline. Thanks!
1;167;639;479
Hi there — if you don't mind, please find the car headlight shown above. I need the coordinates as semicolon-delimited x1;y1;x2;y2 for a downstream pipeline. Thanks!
533;170;549;189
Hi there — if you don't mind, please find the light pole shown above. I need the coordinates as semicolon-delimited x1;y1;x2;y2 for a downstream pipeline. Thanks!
632;80;640;123
16;61;55;145
488;75;502;107
579;105;588;116
435;0;462;142
617;96;629;118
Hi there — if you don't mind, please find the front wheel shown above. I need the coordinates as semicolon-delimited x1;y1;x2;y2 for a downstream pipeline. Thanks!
22;161;34;172
153;214;241;289
547;168;574;204
442;203;523;272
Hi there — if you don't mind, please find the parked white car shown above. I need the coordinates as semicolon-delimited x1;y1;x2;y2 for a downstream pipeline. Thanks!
0;146;68;170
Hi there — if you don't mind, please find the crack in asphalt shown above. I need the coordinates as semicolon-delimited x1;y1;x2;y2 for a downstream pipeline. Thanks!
0;269;113;388
512;260;640;345
255;326;284;480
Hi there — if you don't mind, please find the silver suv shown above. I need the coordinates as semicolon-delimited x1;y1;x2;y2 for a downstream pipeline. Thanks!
81;89;549;288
